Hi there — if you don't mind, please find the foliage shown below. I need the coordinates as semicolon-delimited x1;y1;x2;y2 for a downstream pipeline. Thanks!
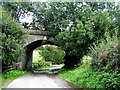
55;30;91;68
32;50;52;69
59;66;120;89
2;70;27;88
54;2;118;68
38;45;65;64
32;59;52;70
81;55;92;66
3;70;27;80
32;47;65;70
2;2;33;20
0;77;1;88
1;8;27;70
33;2;118;35
60;32;120;89
88;34;120;71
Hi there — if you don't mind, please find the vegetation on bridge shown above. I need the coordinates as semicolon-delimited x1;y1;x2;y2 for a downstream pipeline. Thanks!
30;2;119;69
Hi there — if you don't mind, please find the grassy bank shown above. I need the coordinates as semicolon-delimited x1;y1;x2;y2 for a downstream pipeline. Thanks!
59;35;120;89
2;70;27;88
59;66;120;89
0;74;2;89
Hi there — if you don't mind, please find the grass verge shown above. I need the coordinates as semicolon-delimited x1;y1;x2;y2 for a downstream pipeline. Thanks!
0;74;2;90
2;70;27;88
59;66;120;89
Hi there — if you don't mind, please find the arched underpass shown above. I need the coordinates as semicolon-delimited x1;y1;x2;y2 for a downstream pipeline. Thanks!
21;40;61;70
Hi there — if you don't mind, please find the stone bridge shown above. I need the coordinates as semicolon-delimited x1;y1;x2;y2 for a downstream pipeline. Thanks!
24;29;47;46
21;29;50;70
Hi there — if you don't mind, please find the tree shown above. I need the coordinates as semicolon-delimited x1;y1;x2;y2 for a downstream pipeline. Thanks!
1;8;27;71
54;2;118;68
2;2;33;20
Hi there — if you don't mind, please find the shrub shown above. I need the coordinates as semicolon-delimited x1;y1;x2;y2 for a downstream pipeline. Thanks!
38;45;65;64
38;59;52;68
88;34;120;70
81;55;92;66
100;71;120;89
32;59;52;70
1;8;27;71
32;63;39;69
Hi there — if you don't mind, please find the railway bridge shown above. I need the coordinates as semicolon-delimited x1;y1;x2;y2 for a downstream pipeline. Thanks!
21;29;53;69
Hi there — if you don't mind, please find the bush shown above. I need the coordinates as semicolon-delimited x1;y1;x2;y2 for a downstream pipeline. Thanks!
38;59;52;68
1;8;27;71
0;74;2;88
38;45;65;64
88;34;120;70
81;55;92;66
100;71;120;89
32;59;52;70
32;63;39;69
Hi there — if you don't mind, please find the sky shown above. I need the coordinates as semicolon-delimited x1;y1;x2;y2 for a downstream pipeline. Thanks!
19;12;33;24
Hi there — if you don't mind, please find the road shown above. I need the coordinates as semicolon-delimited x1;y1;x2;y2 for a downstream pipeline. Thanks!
6;73;81;89
6;65;81;89
7;73;79;90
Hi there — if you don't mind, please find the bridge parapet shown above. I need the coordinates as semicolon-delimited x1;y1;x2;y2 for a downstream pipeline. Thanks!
25;29;44;35
29;35;47;42
23;29;47;47
24;35;47;46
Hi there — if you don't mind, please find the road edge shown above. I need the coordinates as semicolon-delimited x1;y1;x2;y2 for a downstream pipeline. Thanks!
58;75;84;90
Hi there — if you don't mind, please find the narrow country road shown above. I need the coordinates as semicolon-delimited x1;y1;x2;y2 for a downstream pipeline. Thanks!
7;73;80;89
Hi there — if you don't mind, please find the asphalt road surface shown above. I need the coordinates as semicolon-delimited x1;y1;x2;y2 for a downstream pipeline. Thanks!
7;73;81;89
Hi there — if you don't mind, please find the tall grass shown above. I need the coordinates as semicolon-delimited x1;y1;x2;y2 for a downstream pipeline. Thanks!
0;74;2;89
3;70;27;80
88;34;120;70
59;66;120;89
2;70;27;88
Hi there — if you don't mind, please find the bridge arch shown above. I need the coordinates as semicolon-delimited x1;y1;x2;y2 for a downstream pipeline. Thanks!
21;40;60;70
